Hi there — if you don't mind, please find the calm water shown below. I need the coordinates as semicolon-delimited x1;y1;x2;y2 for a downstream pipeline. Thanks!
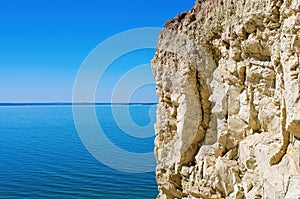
0;105;157;198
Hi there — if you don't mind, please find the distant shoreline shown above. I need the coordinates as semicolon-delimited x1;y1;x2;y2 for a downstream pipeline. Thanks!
0;102;158;106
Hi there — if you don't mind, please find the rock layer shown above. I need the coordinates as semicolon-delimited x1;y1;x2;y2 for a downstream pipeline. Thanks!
152;0;300;198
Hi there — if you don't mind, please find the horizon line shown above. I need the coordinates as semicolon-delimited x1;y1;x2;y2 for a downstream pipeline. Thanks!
0;102;158;106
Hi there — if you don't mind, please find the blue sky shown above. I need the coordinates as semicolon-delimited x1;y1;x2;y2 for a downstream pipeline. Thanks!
0;0;195;102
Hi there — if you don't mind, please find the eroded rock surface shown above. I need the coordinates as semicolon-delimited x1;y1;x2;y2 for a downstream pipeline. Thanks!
152;0;300;198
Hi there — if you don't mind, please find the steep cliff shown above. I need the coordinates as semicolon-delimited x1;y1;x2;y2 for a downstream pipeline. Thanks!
151;0;300;198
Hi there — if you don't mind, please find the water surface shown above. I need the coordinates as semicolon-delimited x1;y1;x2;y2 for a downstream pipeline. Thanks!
0;105;157;198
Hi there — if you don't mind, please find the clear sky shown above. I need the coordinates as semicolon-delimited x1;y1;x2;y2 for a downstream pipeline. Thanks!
0;0;195;103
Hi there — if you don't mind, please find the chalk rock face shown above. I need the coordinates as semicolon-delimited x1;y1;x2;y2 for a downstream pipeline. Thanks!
152;0;300;198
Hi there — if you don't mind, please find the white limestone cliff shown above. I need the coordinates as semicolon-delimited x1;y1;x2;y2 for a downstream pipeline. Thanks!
152;0;300;198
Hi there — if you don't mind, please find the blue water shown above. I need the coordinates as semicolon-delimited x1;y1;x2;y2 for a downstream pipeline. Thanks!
0;105;157;198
